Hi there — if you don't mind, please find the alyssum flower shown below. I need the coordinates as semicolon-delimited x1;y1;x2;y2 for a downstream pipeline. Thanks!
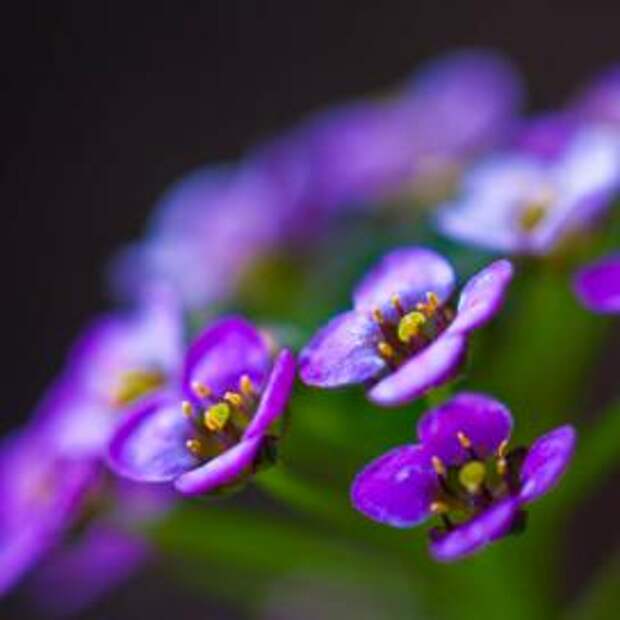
300;247;513;406
435;124;620;255
107;317;296;496
351;393;576;561
35;290;183;459
573;253;620;313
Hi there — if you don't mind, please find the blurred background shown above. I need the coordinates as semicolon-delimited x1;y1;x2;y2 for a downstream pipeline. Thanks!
2;1;620;618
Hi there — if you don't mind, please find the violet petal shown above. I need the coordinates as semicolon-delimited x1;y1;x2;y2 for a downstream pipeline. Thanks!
573;254;620;314
368;333;467;406
519;425;576;504
429;498;518;562
417;392;513;465
107;394;197;482
299;311;384;387
351;444;439;528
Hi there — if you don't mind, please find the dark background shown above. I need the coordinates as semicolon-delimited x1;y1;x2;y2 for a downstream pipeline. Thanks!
2;1;619;618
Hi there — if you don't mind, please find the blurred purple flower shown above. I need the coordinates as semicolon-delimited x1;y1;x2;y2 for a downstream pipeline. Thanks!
28;525;148;617
0;428;98;596
573;253;620;313
35;290;183;459
300;247;513;406
351;392;576;561
111;166;282;309
436;124;620;255
107;317;296;496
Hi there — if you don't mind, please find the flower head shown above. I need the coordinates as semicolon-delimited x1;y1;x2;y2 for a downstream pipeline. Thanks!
573;254;620;314
107;317;296;496
351;393;576;561
110;166;281;309
35;290;183;459
0;428;98;596
435;125;620;255
300;247;513;406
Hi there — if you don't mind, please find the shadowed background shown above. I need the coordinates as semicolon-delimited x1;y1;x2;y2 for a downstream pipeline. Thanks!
2;1;619;618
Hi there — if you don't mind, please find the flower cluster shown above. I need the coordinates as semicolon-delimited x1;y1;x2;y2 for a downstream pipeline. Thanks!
5;48;620;607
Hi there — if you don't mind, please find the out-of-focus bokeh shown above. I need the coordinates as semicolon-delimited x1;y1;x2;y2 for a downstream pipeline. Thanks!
2;2;620;618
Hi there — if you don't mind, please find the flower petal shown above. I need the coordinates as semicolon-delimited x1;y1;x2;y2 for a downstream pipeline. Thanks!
299;311;384;387
519;425;576;504
573;254;620;314
417;392;513;465
353;247;456;317
107;394;197;482
449;260;514;334
351;445;439;528
368;333;467;407
244;349;296;440
174;436;262;496
429;498;518;562
183;316;271;399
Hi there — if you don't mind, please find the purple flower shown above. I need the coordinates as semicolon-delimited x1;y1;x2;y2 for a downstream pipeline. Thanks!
110;166;281;309
35;290;183;459
573;254;620;313
300;248;513;406
0;428;98;596
435;124;620;255
351;393;576;561
27;525;148;617
107;317;296;496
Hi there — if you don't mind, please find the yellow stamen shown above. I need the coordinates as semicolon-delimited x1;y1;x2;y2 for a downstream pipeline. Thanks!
391;294;405;316
239;374;255;397
371;307;385;324
377;341;396;359
458;460;486;494
431;455;447;478
186;438;204;456
430;500;450;515
191;380;212;399
497;458;508;477
181;401;194;418
456;431;472;450
417;291;441;316
204;403;231;432
224;391;244;409
497;439;509;459
397;311;426;343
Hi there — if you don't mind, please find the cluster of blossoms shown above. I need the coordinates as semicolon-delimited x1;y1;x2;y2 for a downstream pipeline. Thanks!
4;48;620;610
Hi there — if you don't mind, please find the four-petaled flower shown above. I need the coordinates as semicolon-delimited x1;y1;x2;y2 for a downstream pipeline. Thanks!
107;317;296;496
435;125;620;255
300;247;513;406
351;393;576;561
573;254;620;314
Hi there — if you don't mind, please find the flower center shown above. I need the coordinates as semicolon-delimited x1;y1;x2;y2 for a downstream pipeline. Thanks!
182;374;258;460
518;185;555;232
428;433;527;532
371;291;454;368
112;369;166;406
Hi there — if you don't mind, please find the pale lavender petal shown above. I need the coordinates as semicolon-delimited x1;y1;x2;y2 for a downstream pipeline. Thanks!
519;425;576;504
429;498;518;562
174;436;262;496
183;316;271;400
107;394;197;482
417;392;513;465
368;333;467;407
353;247;455;316
573;254;620;314
299;311;384;387
351;445;439;528
244;350;296;439
449;260;514;334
